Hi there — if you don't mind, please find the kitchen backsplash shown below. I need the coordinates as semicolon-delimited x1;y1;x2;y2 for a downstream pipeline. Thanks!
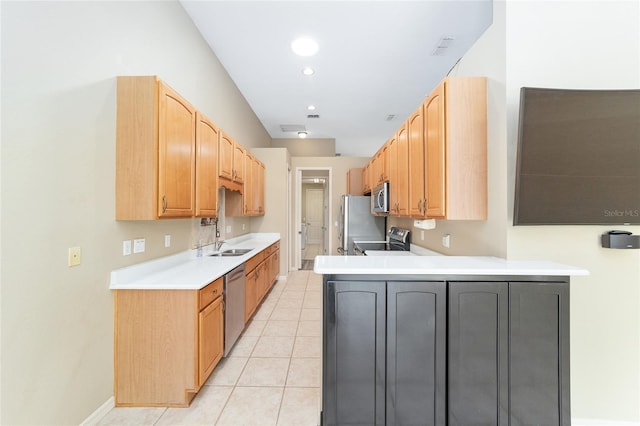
191;188;251;248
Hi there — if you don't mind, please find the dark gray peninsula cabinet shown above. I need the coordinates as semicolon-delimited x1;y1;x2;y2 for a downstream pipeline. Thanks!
317;258;585;426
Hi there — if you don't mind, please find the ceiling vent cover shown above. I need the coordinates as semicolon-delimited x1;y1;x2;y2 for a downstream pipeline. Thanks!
280;124;306;133
307;114;320;119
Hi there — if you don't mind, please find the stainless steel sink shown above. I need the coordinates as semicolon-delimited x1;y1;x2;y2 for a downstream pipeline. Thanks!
209;248;253;257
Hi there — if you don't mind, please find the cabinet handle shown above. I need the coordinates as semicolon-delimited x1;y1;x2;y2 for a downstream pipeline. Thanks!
423;199;427;214
162;196;167;213
212;289;218;295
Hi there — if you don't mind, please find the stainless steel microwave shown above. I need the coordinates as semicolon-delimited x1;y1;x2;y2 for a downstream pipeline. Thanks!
371;182;389;215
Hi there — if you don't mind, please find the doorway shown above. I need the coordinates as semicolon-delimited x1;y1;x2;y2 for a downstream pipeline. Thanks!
295;168;331;270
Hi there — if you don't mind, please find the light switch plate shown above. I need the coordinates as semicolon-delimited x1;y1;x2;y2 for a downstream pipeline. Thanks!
123;240;132;256
164;235;171;248
68;246;81;267
133;238;145;254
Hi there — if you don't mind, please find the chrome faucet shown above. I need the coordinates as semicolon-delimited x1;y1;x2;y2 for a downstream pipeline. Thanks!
213;218;224;251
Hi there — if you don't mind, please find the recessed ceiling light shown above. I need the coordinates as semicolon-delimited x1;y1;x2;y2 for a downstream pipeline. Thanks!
307;105;316;111
302;67;315;76
298;131;308;138
291;37;318;56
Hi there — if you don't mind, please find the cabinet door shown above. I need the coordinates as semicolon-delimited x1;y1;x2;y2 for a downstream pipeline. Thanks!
362;163;371;193
324;281;386;425
387;281;446;425
509;282;570;426
198;296;223;386
218;132;234;180
158;82;196;217
396;124;409;216
387;135;398;214
408;105;426;217
244;270;258;323
195;113;219;217
233;143;245;183
253;158;264;215
448;282;509;426
244;153;254;215
424;82;446;218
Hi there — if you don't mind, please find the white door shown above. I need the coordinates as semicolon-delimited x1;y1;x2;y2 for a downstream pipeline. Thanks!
305;188;324;247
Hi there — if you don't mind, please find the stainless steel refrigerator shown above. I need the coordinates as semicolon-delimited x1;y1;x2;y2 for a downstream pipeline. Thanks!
338;195;386;254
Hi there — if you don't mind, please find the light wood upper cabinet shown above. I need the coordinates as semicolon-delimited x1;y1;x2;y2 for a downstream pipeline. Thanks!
219;132;244;186
371;144;388;187
116;76;196;220
363;163;371;194
195;113;219;217
408;104;426;217
253;158;265;215
218;132;234;181
424;82;446;218
395;124;409;216
158;83;196;218
233;143;245;184
243;153;265;216
433;77;486;220
388;135;399;214
406;77;487;220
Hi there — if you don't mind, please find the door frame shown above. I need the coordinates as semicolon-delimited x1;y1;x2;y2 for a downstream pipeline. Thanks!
294;167;332;270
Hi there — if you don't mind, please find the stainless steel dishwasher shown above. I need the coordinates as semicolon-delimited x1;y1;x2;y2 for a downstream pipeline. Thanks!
223;264;245;356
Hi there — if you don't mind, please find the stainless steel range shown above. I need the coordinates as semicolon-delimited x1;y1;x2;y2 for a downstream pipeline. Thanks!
353;227;411;255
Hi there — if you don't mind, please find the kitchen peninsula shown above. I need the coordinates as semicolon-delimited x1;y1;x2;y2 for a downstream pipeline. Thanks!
314;255;588;426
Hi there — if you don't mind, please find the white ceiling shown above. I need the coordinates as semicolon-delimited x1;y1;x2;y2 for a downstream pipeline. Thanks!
180;1;493;157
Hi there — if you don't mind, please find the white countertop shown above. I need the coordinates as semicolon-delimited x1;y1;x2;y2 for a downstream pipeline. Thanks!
110;233;280;290
313;255;589;276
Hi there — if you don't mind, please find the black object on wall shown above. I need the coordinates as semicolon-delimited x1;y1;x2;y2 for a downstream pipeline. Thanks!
513;87;640;225
601;230;640;249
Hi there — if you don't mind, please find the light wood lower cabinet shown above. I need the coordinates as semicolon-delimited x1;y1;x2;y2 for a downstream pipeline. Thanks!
114;277;223;407
244;242;280;323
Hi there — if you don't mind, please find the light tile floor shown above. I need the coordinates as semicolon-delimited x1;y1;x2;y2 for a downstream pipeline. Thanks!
96;270;323;426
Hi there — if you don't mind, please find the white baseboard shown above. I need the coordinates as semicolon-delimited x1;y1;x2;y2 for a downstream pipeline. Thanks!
573;419;639;426
80;396;114;425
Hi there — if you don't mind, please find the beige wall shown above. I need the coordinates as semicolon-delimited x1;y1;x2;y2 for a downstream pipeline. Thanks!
390;2;640;421
272;138;336;157
250;148;291;274
291;157;369;262
0;1;270;424
503;2;640;421
404;1;638;422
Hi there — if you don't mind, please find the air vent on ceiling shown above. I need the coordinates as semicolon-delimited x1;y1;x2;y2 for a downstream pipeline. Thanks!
432;36;456;56
385;114;397;121
307;114;320;119
280;124;306;133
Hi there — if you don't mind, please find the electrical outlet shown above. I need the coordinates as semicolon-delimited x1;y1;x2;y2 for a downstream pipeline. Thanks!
123;240;132;256
68;246;81;267
442;234;451;248
226;225;232;234
164;235;171;248
133;238;145;254
420;230;425;241
242;223;245;231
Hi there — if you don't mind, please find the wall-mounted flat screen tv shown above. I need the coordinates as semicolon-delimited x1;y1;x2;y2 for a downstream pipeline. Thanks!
514;87;640;225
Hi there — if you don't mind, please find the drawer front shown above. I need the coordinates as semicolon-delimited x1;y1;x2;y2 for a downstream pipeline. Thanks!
199;277;223;310
245;251;265;273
